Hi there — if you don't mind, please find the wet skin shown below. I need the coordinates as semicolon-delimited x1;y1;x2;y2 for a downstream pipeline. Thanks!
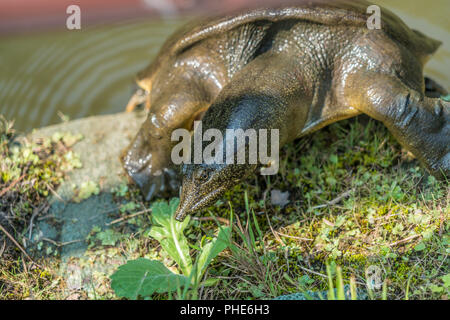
122;0;449;221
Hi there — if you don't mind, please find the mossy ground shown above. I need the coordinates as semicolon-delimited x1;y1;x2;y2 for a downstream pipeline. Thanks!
0;116;83;299
1;115;448;299
83;115;449;300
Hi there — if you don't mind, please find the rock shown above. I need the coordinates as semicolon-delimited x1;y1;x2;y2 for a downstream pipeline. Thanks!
26;111;145;295
270;189;290;207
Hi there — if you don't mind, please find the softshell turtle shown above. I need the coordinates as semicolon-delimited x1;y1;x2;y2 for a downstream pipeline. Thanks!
122;0;449;221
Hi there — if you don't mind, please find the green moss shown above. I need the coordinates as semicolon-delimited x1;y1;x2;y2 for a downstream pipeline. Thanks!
0;116;83;299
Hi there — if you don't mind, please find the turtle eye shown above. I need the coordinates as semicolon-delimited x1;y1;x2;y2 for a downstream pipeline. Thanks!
197;169;209;182
151;133;163;140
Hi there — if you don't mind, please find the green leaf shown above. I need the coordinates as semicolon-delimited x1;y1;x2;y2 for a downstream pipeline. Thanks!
149;198;193;275
195;226;232;282
441;274;450;288
336;266;345;300
120;202;137;213
429;284;443;293
414;242;426;251
200;277;221;287
96;229;122;246
110;258;188;299
330;154;338;164
326;262;336;300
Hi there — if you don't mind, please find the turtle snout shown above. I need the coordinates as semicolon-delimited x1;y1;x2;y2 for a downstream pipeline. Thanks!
122;138;179;201
124;162;180;201
174;179;197;221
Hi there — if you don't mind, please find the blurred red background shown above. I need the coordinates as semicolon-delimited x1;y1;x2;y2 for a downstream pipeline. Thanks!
0;0;304;34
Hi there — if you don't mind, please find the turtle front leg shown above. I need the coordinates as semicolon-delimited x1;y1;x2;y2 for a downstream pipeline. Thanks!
343;73;449;178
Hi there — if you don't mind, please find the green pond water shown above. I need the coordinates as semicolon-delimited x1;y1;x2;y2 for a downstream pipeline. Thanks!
0;1;449;132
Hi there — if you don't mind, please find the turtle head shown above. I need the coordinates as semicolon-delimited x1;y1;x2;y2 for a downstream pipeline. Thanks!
174;161;256;221
123;66;218;201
